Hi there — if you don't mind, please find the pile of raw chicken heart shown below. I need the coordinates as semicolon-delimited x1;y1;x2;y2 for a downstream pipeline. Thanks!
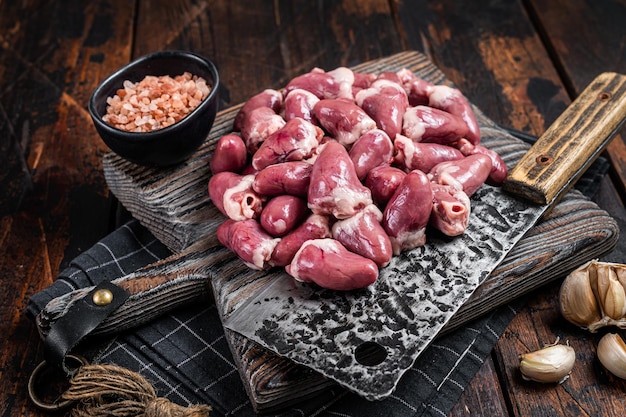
208;66;508;291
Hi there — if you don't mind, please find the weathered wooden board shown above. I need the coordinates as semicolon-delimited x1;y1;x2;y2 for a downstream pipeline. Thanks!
101;51;618;411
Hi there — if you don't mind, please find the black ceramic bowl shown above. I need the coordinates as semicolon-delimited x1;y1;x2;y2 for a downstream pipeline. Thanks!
88;50;220;167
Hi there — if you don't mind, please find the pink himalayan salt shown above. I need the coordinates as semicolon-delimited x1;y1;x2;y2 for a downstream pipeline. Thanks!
102;72;211;132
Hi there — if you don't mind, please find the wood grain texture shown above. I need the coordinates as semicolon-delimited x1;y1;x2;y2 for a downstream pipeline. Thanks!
495;280;626;417
0;1;136;416
503;72;626;205
526;0;626;208
2;1;626;417
490;1;626;416
102;51;618;412
389;2;626;416
34;237;221;338
394;0;570;134
448;357;509;416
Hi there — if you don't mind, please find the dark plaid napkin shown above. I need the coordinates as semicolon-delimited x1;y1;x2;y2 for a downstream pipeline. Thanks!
27;146;610;417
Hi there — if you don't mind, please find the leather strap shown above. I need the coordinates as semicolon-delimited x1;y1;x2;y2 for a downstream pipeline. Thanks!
43;281;129;374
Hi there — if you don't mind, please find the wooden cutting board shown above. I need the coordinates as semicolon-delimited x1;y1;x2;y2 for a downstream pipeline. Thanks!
102;51;619;412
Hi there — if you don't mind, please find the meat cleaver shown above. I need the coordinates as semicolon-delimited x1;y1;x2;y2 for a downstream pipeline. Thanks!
223;72;626;400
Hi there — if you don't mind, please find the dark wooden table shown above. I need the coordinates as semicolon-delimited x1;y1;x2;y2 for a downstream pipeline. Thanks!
2;1;626;416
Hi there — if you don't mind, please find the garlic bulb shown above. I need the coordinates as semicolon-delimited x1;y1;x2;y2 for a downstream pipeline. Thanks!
559;260;626;332
597;333;626;379
519;342;576;383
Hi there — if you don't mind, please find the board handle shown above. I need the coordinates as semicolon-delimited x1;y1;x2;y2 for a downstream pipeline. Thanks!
34;238;224;338
503;72;626;205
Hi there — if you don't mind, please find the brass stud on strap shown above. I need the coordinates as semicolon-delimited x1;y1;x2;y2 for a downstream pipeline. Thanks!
92;288;114;306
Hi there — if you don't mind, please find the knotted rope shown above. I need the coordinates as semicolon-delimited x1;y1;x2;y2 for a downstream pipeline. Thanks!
61;364;211;417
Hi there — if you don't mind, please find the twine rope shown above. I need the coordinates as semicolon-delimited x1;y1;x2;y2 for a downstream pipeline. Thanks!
62;364;211;417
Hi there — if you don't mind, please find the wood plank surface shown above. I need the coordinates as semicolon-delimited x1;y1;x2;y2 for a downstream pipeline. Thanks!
491;1;626;416
0;1;136;415
1;1;626;417
526;0;626;198
391;1;626;416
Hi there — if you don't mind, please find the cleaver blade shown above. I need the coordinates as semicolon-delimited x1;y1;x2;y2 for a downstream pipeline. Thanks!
223;72;626;400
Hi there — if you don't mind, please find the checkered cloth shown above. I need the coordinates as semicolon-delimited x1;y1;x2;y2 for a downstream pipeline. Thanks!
27;147;609;417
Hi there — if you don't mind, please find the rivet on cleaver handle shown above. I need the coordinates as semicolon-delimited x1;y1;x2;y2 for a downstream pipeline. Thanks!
503;72;626;206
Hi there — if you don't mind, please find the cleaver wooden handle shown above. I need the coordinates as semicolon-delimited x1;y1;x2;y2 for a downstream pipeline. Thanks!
503;72;626;205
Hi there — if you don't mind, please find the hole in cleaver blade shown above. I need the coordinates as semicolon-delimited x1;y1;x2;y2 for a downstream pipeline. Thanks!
354;341;388;366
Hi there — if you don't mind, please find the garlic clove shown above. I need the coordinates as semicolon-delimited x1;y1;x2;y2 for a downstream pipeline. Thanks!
597;333;626;379
519;343;576;383
559;261;602;329
614;264;626;296
560;261;626;332
596;264;626;320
